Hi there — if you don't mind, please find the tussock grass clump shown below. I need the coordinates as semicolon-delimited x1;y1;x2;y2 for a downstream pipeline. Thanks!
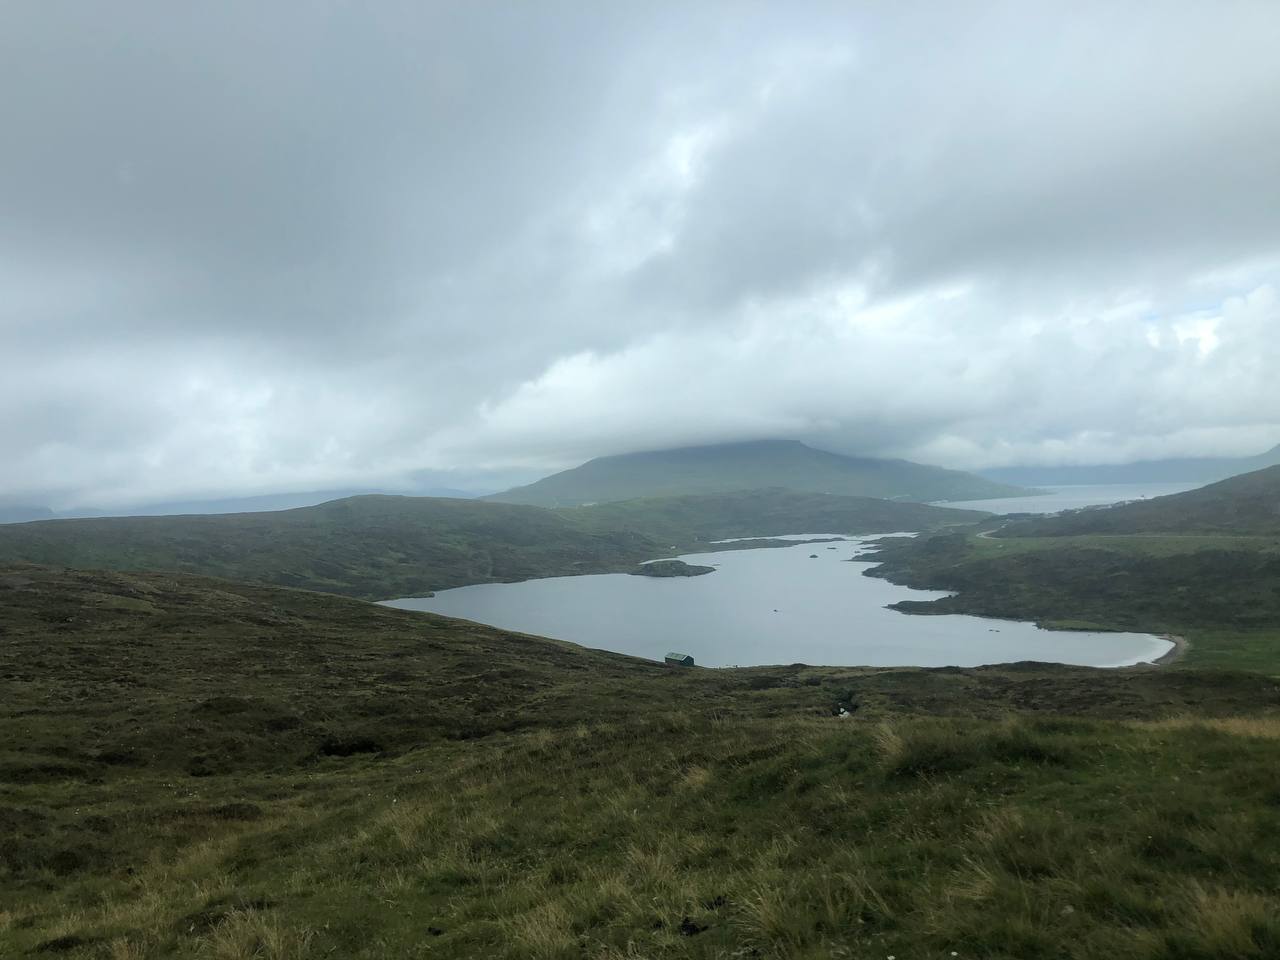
876;718;1078;778
200;908;314;960
1176;885;1280;958
1140;713;1280;740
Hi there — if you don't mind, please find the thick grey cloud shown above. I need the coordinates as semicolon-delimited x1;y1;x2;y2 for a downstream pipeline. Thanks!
3;1;1279;507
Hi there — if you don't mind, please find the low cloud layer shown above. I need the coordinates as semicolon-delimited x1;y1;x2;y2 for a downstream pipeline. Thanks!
4;2;1280;507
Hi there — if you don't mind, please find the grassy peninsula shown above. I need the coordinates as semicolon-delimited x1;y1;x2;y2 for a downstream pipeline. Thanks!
865;466;1280;674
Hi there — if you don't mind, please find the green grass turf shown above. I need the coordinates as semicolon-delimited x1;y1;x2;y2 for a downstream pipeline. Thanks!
4;564;1280;958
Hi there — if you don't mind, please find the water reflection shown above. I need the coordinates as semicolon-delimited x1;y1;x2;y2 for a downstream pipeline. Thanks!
385;537;1171;669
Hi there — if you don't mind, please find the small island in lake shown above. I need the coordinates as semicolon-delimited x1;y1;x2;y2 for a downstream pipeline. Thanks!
630;559;716;578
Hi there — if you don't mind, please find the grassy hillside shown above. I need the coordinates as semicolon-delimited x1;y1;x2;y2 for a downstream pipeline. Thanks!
0;496;661;600
0;490;985;600
5;564;1280;958
490;439;1034;507
1003;464;1280;537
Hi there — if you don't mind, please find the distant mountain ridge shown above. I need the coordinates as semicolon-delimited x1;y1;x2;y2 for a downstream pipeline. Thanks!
488;439;1033;507
0;504;55;524
982;445;1280;486
0;486;493;525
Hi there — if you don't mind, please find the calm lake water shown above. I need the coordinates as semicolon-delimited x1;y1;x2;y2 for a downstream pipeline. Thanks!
943;482;1204;515
385;537;1172;669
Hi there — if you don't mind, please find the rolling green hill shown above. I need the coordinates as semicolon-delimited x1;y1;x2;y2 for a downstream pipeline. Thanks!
0;489;986;600
1003;464;1280;537
489;439;1035;507
5;563;1280;957
0;496;657;599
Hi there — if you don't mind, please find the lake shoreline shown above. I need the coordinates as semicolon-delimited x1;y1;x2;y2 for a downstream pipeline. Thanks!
1149;634;1188;667
389;534;1174;670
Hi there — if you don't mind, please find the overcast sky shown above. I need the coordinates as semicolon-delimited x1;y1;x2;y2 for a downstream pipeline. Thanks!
4;1;1280;507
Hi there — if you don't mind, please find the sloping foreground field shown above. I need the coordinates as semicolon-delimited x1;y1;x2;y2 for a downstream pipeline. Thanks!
3;564;1280;958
